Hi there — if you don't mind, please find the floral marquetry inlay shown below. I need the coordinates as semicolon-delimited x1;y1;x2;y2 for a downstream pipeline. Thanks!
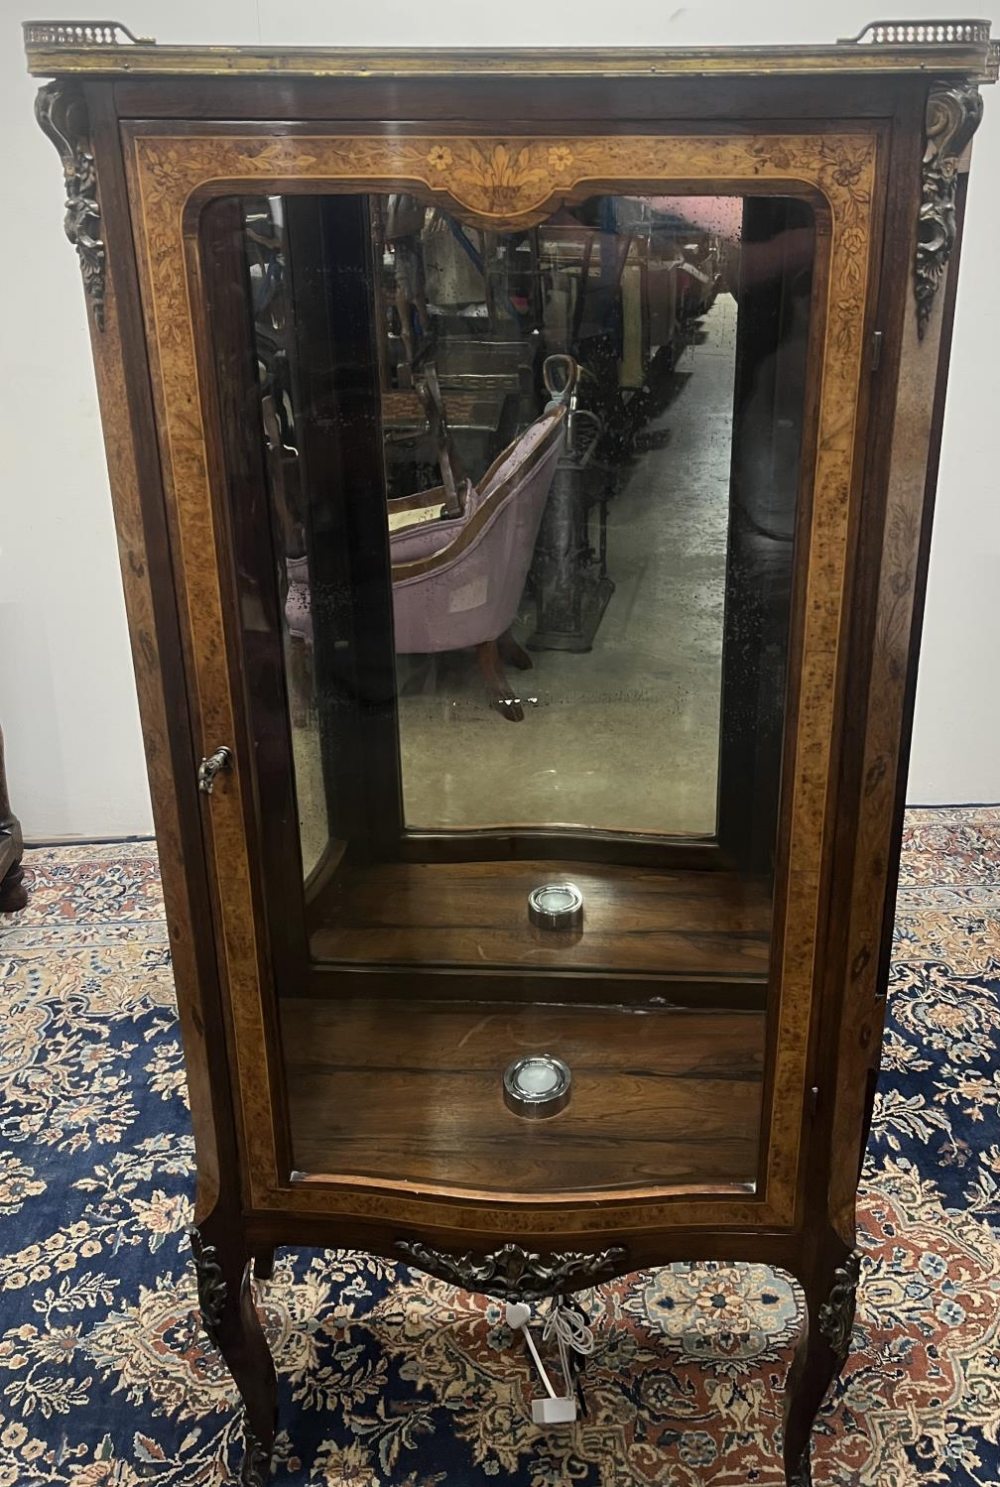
125;127;878;1228
131;130;875;236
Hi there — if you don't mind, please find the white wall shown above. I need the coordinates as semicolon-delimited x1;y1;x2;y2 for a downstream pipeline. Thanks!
2;0;997;838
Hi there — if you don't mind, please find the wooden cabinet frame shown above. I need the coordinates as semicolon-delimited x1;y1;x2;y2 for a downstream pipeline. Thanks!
26;21;996;1485
124;122;877;1235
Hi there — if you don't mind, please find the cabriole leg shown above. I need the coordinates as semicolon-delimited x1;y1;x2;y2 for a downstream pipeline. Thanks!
190;1220;277;1485
783;1248;860;1486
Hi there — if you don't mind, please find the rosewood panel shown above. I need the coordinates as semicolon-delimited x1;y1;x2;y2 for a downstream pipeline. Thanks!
829;111;981;1236
108;73;925;124
308;858;771;978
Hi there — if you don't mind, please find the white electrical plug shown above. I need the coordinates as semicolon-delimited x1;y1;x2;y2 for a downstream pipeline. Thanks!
532;1396;578;1424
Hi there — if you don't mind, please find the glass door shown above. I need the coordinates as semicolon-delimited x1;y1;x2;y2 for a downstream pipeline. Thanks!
199;182;816;1200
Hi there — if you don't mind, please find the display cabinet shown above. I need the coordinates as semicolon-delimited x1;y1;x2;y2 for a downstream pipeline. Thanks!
25;18;997;1483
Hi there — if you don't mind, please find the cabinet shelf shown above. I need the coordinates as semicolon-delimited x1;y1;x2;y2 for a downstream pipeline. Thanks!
281;997;765;1197
307;859;772;981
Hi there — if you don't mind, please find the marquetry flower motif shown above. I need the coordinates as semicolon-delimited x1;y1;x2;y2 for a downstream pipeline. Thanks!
841;226;866;259
839;227;868;296
828;151;867;190
141;145;185;200
750;137;794;171
833;297;863;356
461;143;550;211
547;145;573;171
427;145;453;172
244;141;319;174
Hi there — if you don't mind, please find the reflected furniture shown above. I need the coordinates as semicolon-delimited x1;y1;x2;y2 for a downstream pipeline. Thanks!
528;414;615;652
25;19;996;1486
0;726;26;913
391;388;569;717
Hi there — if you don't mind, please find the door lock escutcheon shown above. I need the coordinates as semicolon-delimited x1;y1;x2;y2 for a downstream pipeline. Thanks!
197;745;233;795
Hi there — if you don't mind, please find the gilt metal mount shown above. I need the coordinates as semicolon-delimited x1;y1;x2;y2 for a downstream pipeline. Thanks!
397;1239;627;1300
915;80;984;339
844;19;992;45
188;1226;227;1348
23;20;154;47
816;1251;861;1362
34;81;106;331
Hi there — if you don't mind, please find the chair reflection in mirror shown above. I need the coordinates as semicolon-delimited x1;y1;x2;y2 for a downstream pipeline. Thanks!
389;356;578;719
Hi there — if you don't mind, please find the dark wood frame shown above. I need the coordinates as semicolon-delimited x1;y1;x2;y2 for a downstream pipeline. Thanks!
26;23;995;1487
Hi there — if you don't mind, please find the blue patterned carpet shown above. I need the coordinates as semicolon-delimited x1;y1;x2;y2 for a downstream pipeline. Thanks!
1;807;999;1485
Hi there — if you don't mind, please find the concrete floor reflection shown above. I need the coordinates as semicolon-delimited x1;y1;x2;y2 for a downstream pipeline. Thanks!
396;293;737;836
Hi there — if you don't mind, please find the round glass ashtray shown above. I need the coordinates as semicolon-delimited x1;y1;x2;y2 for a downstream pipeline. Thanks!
503;1053;572;1119
527;881;584;931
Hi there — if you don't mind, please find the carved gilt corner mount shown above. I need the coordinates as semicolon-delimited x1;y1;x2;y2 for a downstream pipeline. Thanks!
816;1251;861;1362
915;79;984;339
34;80;106;330
188;1226;227;1347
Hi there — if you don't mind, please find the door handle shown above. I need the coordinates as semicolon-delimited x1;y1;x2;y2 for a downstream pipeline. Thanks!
197;745;233;795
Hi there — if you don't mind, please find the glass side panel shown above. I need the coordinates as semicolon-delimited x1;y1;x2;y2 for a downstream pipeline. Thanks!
202;186;816;1197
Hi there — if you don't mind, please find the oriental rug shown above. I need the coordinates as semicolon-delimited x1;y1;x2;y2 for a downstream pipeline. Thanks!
1;807;998;1486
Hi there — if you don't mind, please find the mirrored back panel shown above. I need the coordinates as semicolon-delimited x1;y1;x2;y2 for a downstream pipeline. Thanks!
212;191;812;867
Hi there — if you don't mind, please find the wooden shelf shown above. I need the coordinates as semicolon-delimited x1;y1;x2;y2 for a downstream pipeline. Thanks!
308;859;771;979
281;997;765;1197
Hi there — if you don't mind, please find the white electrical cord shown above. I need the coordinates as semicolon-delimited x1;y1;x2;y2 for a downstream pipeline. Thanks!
506;1299;595;1422
545;1302;593;1401
543;1302;595;1359
525;1325;560;1398
506;1302;560;1397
